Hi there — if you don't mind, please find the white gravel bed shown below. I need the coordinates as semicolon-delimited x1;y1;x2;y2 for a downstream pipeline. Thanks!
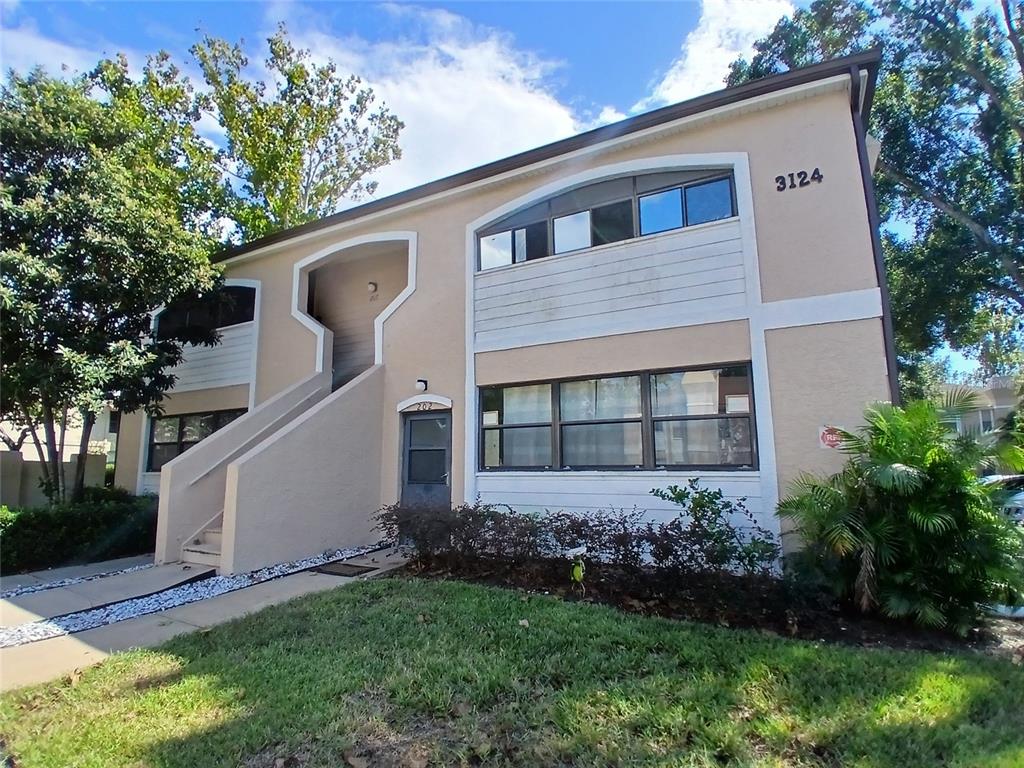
0;562;155;600
0;544;381;648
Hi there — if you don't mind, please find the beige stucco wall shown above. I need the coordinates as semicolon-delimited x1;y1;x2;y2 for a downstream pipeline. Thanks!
475;320;750;385
113;384;250;492
221;366;384;573
0;452;105;508
765;317;891;550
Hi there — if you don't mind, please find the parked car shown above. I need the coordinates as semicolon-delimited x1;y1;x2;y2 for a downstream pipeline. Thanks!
981;475;1024;525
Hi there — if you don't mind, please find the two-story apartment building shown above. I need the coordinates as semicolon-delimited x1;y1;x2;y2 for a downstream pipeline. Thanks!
113;50;897;574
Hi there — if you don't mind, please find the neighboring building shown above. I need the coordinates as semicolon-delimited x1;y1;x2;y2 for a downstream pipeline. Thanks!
113;51;897;574
942;376;1019;435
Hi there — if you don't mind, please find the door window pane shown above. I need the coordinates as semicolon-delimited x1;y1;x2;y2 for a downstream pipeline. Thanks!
560;376;642;421
408;449;447;483
483;426;552;467
654;417;753;466
591;200;634;246
639;188;683;235
410;418;448;448
562;422;643;467
553;210;591;253
481;384;551;425
480;230;513;270
685;178;734;226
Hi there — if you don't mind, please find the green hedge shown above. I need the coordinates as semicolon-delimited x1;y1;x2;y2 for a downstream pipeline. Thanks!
0;487;157;575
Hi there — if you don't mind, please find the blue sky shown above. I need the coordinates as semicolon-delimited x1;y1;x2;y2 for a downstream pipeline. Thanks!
1;0;795;195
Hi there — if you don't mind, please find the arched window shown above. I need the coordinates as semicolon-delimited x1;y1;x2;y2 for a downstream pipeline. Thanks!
477;170;736;271
155;285;256;341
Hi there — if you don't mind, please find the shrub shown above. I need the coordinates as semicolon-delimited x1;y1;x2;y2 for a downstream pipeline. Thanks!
0;488;157;574
779;398;1024;635
648;480;779;577
376;480;778;578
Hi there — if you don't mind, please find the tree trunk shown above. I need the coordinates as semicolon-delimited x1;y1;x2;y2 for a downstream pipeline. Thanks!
57;407;69;503
20;402;52;496
71;409;97;503
39;399;61;503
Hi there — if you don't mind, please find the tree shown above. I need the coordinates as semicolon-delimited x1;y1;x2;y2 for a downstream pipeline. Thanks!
191;23;404;241
0;68;222;502
728;0;1024;378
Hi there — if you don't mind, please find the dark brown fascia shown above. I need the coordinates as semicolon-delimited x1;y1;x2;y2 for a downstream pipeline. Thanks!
214;48;882;263
848;63;900;404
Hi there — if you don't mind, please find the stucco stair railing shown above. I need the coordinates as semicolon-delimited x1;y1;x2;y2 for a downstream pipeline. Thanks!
155;370;333;570
219;365;385;574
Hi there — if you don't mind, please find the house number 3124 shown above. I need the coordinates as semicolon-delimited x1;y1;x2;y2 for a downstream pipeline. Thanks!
775;168;823;191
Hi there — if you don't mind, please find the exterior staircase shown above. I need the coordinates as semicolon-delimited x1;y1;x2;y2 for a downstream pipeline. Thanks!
182;526;222;567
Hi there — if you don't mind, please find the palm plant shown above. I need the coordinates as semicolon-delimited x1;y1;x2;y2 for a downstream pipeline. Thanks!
779;392;1024;635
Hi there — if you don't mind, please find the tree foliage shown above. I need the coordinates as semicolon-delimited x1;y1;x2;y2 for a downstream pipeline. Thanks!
729;0;1024;377
0;68;221;501
192;23;404;240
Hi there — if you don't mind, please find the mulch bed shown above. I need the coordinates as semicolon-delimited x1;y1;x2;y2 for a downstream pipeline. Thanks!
405;556;1024;661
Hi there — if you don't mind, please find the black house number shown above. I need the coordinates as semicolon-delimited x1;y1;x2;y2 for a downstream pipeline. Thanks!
775;168;823;191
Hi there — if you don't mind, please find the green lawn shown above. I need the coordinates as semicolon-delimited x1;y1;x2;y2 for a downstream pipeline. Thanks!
2;578;1022;768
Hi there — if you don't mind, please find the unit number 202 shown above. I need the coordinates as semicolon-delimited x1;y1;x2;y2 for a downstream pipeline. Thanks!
775;168;823;191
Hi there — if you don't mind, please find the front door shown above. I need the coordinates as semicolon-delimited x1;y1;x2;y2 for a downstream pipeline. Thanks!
400;411;452;508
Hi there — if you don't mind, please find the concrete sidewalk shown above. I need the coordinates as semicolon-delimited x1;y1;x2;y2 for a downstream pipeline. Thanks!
0;555;154;592
0;549;405;692
1;561;212;628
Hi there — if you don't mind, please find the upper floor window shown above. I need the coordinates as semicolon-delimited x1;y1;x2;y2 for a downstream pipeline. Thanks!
477;171;736;270
155;285;256;341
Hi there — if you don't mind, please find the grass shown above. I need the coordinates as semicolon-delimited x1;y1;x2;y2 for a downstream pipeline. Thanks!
1;578;1023;767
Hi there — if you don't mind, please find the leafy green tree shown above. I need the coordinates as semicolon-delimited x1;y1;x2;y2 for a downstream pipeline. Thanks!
728;0;1024;379
779;393;1024;634
192;23;404;240
1;69;222;501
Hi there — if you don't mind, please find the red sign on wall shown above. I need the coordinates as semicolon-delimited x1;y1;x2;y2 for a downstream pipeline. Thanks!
819;425;843;449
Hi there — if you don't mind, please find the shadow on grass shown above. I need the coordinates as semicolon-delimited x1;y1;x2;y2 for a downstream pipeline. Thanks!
4;578;1023;767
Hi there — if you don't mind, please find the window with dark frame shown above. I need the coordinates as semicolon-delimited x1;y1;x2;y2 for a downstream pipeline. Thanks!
155;285;256;341
146;408;247;471
478;171;737;270
480;364;755;471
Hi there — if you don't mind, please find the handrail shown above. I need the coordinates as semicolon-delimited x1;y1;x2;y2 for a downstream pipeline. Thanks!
187;389;325;487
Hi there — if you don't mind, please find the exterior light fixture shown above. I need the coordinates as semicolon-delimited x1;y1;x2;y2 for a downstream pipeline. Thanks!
367;281;378;294
415;379;428;392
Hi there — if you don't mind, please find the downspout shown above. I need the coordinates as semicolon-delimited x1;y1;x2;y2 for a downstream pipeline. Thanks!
849;64;901;404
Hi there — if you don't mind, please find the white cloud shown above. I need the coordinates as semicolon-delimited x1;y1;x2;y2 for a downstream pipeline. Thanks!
634;0;793;111
0;18;102;75
263;4;580;198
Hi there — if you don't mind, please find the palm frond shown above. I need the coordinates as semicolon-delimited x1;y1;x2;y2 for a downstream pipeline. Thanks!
937;386;982;418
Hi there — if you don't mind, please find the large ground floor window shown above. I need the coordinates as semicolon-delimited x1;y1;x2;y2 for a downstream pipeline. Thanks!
480;364;756;471
147;408;247;471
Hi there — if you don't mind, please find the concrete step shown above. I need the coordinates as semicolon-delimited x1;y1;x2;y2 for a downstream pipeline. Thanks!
181;544;221;568
200;528;222;548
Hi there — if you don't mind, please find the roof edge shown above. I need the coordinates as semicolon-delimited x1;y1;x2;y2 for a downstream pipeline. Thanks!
214;48;881;264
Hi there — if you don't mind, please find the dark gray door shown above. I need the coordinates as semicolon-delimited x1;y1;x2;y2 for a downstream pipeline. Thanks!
401;411;452;508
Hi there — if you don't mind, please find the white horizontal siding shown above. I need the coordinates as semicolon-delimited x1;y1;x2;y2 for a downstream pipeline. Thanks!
473;219;746;351
140;472;161;495
170;322;255;392
475;470;773;530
